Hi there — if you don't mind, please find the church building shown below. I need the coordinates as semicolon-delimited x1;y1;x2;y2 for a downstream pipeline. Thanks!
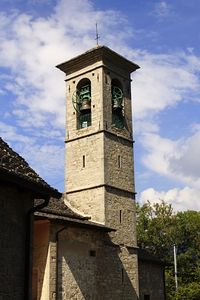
0;45;166;300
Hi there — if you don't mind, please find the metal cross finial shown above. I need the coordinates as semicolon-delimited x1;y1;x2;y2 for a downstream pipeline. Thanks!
95;23;100;46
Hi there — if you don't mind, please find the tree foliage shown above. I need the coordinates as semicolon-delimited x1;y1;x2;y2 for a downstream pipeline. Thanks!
136;201;200;299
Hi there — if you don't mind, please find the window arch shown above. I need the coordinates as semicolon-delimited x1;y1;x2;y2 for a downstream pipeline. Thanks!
111;79;124;129
75;78;92;129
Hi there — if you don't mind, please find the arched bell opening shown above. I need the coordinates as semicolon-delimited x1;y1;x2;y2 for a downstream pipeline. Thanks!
111;79;124;129
73;78;92;129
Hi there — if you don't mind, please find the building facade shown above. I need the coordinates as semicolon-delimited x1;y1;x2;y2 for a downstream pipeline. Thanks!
0;138;60;300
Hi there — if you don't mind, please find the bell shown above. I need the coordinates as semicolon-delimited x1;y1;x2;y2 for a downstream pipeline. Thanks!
80;99;91;111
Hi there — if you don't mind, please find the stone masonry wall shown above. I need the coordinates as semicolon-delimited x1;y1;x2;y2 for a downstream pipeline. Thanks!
66;133;104;192
98;243;139;300
0;184;33;300
105;187;137;247
66;187;105;223
104;133;134;193
49;224;139;300
58;227;101;300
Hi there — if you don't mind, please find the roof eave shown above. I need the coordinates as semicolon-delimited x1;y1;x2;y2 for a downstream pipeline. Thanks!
35;211;114;232
56;45;140;75
0;169;61;199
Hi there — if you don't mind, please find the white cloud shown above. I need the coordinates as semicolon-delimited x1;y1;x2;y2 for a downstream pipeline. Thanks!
1;0;200;201
0;0;130;132
1;1;200;134
0;121;32;144
134;120;159;135
141;133;175;176
139;187;200;211
132;50;200;121
170;130;200;180
0;121;64;188
128;49;200;195
0;0;131;191
18;142;65;183
140;128;200;189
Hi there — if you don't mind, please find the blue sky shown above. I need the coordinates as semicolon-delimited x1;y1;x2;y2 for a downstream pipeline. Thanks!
0;0;200;211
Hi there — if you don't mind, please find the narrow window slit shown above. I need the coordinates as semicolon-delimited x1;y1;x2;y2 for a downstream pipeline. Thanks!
83;155;85;168
118;155;122;168
121;268;124;284
120;210;122;223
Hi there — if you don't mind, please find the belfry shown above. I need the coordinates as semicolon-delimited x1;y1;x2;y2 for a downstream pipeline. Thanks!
57;46;140;298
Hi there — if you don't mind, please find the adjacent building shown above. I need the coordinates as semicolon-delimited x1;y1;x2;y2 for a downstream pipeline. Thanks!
0;138;60;300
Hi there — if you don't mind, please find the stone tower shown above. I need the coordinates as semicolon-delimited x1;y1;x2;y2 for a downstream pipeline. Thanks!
57;46;140;298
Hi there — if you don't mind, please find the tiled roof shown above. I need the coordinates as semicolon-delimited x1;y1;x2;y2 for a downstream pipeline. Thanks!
0;137;61;197
35;197;114;232
35;197;87;220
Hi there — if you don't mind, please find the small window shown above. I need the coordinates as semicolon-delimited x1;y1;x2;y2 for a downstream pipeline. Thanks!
83;155;85;168
144;295;150;300
89;250;96;257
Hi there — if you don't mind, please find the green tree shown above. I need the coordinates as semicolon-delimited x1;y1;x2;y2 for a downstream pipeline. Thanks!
174;282;200;300
136;201;200;299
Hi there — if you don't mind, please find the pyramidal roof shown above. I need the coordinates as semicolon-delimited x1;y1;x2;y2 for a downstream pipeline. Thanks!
0;137;61;198
56;45;140;75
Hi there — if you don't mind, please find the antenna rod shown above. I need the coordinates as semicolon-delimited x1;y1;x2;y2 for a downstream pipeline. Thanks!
174;244;178;291
95;23;100;46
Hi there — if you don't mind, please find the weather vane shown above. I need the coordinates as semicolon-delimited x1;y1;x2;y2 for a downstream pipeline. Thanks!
95;23;100;46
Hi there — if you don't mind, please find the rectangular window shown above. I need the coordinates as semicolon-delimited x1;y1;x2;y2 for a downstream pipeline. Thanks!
83;155;85;168
144;295;150;300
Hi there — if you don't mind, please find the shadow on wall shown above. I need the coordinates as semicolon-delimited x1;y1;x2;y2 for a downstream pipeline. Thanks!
58;229;138;300
32;220;50;300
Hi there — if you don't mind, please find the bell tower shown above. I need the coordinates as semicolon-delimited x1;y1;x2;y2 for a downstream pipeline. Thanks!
57;46;140;297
